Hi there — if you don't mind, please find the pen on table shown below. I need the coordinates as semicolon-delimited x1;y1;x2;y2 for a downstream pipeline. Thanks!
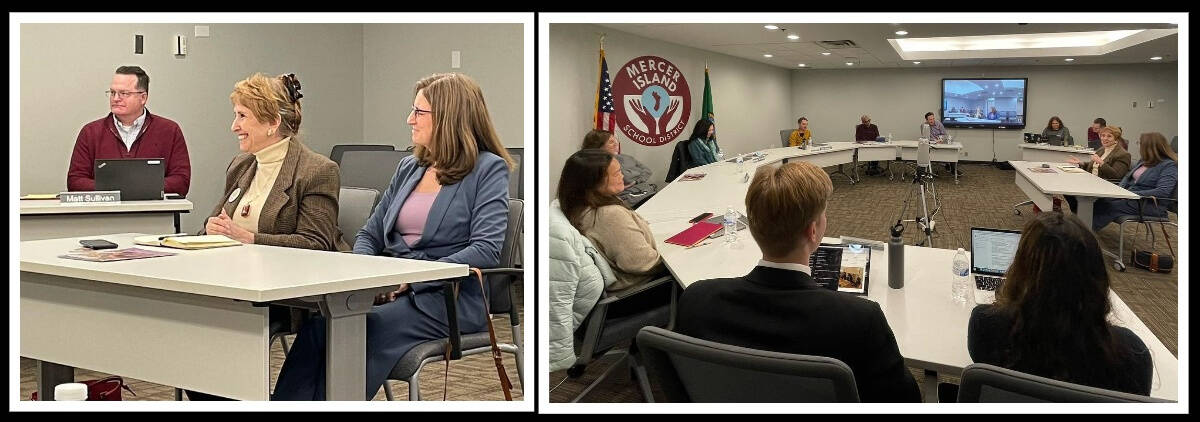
686;241;712;249
157;233;188;240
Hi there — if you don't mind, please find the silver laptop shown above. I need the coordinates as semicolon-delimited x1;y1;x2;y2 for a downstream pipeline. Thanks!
969;227;1021;301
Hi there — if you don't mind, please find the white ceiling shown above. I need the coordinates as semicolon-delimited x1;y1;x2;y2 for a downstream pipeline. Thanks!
595;23;1178;69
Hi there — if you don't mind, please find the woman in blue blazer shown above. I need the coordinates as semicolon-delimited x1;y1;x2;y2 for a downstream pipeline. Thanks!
272;73;514;400
1090;132;1177;231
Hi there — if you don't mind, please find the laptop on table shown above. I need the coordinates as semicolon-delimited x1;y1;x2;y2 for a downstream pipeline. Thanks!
969;227;1021;304
94;158;167;201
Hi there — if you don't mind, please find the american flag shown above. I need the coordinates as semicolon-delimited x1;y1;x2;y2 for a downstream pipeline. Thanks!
594;50;615;131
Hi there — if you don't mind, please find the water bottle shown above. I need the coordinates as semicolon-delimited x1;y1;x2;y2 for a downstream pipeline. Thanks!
886;132;893;143
735;154;745;173
951;248;972;305
54;383;88;401
888;223;905;289
723;206;738;245
716;149;725;162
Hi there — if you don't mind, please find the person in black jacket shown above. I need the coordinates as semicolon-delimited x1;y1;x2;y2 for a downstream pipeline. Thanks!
967;212;1153;396
674;161;921;402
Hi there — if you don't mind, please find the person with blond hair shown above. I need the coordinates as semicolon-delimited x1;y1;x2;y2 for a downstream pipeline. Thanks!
186;72;346;401
273;73;513;400
675;162;920;402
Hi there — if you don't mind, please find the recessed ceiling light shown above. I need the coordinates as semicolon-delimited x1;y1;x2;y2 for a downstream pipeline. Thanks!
1150;56;1163;60
845;62;854;66
1064;58;1074;62
821;52;832;56
764;25;779;30
913;61;921;65
763;54;773;58
798;63;807;67
895;30;909;36
787;34;800;40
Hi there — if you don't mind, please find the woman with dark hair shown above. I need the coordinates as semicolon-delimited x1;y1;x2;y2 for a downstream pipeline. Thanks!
557;149;665;293
581;129;658;208
1041;116;1073;145
1089;132;1178;231
968;212;1152;395
686;118;720;166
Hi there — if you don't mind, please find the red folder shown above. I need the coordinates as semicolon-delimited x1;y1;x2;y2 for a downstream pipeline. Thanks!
665;221;723;247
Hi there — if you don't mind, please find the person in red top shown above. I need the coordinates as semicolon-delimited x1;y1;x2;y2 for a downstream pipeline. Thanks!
67;66;191;197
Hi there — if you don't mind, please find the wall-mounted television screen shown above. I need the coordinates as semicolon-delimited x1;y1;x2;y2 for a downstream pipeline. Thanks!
941;78;1027;129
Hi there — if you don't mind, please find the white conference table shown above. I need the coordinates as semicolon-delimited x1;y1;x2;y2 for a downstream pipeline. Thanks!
638;155;1177;402
20;233;467;400
20;199;193;241
1017;143;1096;163
1008;161;1139;227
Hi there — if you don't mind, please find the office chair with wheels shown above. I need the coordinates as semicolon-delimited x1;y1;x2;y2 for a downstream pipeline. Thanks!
565;275;676;402
636;326;860;402
956;363;1171;402
1111;196;1177;272
380;198;524;401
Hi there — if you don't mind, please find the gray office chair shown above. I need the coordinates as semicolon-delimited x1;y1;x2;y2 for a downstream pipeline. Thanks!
329;144;395;166
1111;196;1177;272
338;150;412;207
1170;136;1178;153
337;187;379;246
779;129;793;147
505;147;523;200
381;198;524;401
636;326;860;402
566;275;676;402
957;363;1171;402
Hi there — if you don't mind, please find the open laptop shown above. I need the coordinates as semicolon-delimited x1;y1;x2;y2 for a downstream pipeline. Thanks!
969;227;1021;303
94;158;166;201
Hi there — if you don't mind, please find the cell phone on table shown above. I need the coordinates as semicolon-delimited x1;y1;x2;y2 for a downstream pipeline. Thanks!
689;212;714;224
79;239;118;250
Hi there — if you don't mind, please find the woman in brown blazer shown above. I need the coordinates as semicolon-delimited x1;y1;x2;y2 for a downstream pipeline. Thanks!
201;72;348;252
186;72;346;401
1067;125;1131;180
1065;125;1132;214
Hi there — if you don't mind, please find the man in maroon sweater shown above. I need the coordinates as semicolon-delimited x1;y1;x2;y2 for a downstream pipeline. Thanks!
67;66;191;197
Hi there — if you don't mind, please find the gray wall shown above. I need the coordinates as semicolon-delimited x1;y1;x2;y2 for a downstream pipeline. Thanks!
549;23;794;196
790;64;1178;162
21;23;365;232
362;24;524;148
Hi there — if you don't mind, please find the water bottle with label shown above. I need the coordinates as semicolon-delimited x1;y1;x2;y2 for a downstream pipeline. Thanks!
951;248;972;305
735;154;745;173
887;132;893;143
723;206;738;245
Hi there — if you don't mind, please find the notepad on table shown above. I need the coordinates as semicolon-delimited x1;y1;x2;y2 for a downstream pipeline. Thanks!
680;173;706;181
134;234;242;250
665;222;723;247
1057;165;1088;174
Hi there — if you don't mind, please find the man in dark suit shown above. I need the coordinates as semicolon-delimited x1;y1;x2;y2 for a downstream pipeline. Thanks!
674;161;921;402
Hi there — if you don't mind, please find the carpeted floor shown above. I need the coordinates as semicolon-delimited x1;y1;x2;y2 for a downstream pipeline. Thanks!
549;162;1179;402
20;285;525;402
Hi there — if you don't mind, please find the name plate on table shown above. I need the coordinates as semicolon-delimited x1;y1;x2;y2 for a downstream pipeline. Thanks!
59;191;121;203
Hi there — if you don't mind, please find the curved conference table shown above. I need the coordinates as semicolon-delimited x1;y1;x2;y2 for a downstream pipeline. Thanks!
635;141;1178;402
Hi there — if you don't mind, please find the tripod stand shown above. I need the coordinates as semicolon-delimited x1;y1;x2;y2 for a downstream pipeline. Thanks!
897;142;941;247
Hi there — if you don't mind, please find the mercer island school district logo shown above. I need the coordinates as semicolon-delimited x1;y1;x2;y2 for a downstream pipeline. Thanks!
612;55;691;147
